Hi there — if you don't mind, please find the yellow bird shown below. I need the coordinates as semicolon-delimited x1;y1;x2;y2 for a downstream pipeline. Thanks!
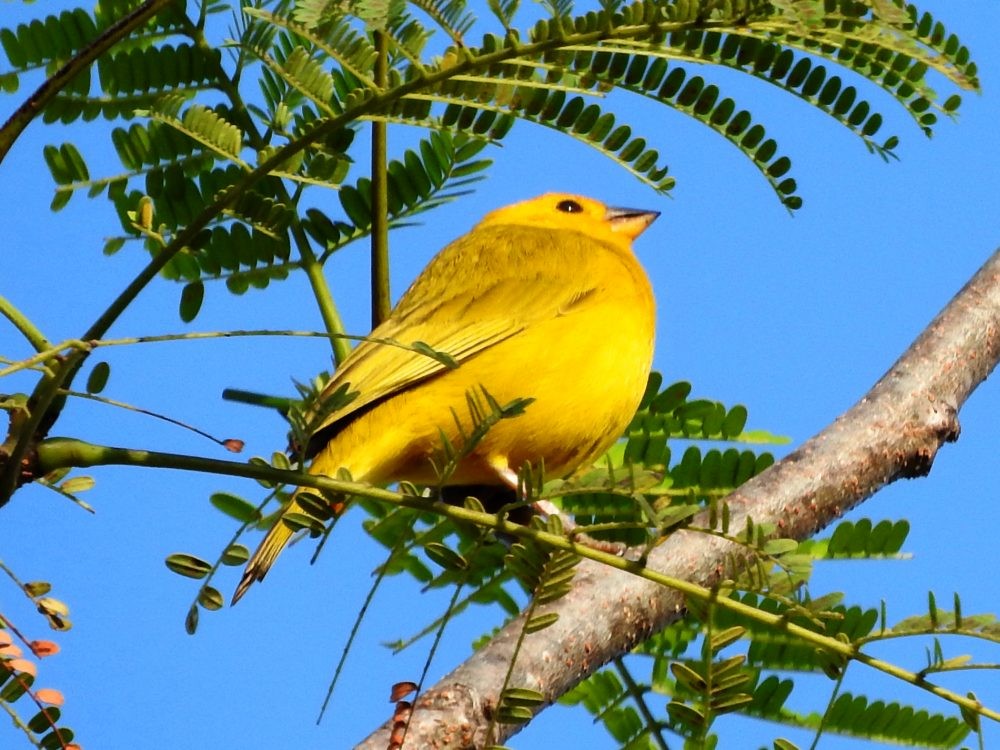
233;193;658;602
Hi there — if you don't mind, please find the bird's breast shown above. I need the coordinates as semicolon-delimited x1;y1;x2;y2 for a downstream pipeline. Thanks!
463;262;656;479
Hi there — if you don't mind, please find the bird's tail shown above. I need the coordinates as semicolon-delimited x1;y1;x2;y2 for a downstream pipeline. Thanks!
232;488;339;604
233;439;361;604
232;504;296;604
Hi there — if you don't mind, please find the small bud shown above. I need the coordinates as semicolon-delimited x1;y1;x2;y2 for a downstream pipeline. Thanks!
137;196;154;230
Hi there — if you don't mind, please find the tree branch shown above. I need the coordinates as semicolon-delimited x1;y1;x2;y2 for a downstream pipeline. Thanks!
370;29;392;328
0;0;179;164
356;247;1000;748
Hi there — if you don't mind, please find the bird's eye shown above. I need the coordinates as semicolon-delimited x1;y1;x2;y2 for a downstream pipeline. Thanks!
556;199;583;214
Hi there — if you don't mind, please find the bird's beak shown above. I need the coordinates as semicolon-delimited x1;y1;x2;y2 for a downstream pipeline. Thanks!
606;206;660;240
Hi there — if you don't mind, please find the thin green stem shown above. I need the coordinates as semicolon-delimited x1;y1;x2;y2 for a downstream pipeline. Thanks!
613;656;672;750
389;566;509;653
62;389;234;448
924;662;1000;674
0;294;49;353
30;435;1000;725
298;239;352;365
859;629;1000;649
0;683;33;743
0;328;442;380
484;582;540;745
809;668;846;750
399;550;473;748
317;540;395;724
370;30;391;328
699;612;716;744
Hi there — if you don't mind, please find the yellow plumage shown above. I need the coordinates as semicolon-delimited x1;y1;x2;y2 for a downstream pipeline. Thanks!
233;193;658;602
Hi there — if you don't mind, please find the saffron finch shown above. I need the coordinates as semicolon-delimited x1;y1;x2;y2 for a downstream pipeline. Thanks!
234;193;658;602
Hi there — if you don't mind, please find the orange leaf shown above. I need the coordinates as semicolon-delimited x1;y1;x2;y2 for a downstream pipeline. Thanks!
0;630;11;646
0;642;23;657
30;640;60;657
8;658;36;676
35;688;65;706
389;681;418;702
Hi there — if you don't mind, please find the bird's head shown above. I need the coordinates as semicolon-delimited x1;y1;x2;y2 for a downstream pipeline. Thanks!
478;193;660;247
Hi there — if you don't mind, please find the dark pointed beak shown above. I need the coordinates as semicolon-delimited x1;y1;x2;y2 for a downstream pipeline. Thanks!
606;206;660;240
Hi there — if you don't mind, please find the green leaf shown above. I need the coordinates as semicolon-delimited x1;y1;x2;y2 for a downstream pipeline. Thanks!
43;143;89;211
295;491;338;522
60;476;95;494
40;727;75;750
282;511;326;534
709;625;746;652
670;661;706;691
24;581;52;597
198;585;224;611
723;405;748;437
184;604;199;634
221;544;251;566
0;672;31;702
103;237;126;256
339;184;371;229
165;553;212;579
711;692;753;713
209;492;260;523
35;597;69;618
179;281;204;323
27;707;61;733
410;340;459;368
494;705;533;724
762;538;798;556
667;700;705;728
817;692;970;745
500;687;545;707
86;361;111;394
424;542;469;571
960;691;981;731
524;612;559;632
650;380;691;413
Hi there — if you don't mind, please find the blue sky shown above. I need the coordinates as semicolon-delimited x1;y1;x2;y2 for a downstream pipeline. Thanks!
2;2;999;749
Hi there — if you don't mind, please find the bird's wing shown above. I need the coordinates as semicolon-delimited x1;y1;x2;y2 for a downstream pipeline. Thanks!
302;247;600;454
314;312;525;424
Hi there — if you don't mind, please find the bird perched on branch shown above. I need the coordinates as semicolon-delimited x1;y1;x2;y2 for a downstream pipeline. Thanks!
234;192;659;603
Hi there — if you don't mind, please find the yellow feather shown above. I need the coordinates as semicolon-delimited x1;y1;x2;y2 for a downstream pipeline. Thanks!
232;508;297;603
234;193;658;602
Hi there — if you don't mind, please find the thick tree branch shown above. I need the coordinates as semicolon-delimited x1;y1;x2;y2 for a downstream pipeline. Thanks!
357;247;1000;749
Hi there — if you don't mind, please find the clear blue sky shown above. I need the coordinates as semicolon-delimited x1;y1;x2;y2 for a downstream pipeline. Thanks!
2;2;999;749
